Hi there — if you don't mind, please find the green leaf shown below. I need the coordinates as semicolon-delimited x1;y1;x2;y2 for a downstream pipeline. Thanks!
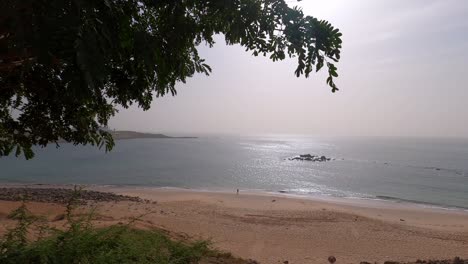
0;0;341;159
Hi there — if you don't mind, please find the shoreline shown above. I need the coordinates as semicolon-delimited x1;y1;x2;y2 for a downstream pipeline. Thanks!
1;182;467;213
104;186;468;232
3;184;467;230
1;184;467;263
114;185;468;213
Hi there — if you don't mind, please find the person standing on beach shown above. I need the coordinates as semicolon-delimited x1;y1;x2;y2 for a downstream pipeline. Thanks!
236;189;239;195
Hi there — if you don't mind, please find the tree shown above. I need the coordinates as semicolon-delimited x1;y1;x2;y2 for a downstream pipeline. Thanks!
0;0;342;159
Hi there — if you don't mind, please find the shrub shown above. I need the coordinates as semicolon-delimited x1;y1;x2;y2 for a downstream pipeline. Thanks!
0;189;210;264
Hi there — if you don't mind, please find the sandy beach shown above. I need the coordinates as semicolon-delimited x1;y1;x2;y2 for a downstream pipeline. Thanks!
1;186;467;264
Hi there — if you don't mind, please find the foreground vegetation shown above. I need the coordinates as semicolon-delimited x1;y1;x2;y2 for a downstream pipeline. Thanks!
0;190;253;264
1;224;209;264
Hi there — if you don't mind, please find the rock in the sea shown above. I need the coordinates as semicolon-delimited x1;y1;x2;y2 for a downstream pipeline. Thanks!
289;154;333;162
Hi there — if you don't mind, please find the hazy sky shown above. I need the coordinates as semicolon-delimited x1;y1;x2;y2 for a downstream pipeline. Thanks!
110;0;468;137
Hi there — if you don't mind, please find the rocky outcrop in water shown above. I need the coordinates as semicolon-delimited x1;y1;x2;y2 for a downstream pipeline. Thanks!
288;154;332;162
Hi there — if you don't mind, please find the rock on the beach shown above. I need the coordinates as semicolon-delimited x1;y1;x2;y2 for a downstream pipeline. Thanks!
0;187;142;204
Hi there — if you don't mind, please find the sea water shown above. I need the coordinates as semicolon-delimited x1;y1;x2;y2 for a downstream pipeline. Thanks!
1;135;467;210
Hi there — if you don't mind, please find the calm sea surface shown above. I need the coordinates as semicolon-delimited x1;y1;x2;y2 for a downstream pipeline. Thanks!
1;136;467;210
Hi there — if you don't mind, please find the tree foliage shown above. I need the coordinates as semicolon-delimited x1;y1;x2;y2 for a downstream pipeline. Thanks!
0;0;342;159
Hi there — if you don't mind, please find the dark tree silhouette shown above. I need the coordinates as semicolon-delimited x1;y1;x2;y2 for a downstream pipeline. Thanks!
0;0;342;159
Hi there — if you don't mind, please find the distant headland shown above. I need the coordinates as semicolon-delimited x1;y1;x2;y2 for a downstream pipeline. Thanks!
110;130;197;140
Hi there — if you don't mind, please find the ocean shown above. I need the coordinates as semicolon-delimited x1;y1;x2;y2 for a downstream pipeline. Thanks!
1;135;467;210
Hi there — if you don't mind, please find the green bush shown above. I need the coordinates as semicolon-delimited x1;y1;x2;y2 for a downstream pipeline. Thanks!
0;191;210;264
1;225;209;264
